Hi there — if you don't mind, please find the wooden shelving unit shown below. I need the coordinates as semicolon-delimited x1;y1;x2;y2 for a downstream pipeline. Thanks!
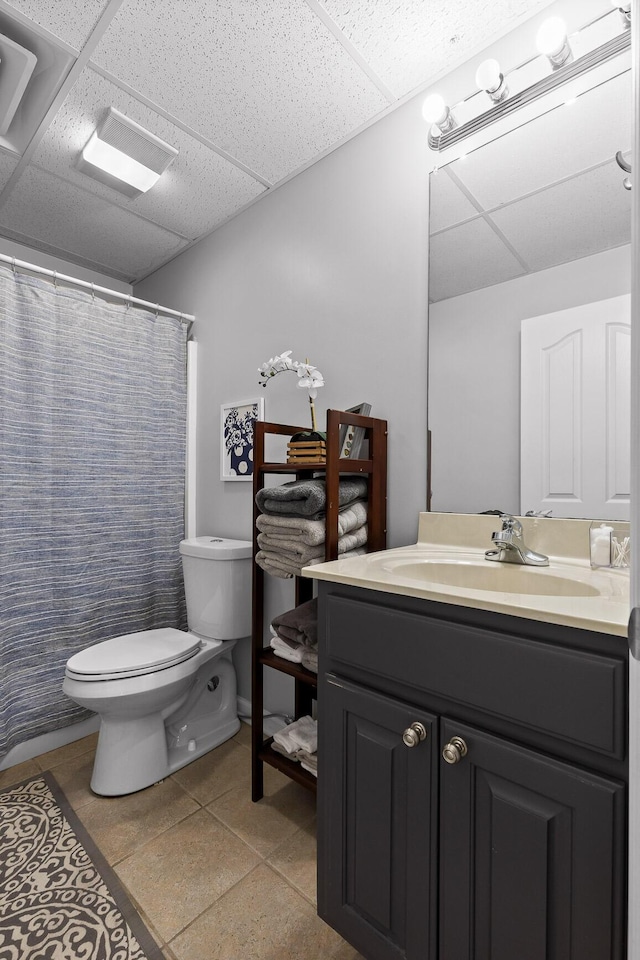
251;409;387;801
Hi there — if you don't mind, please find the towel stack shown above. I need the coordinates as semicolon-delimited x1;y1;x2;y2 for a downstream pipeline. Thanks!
269;598;318;673
272;715;318;777
255;477;369;578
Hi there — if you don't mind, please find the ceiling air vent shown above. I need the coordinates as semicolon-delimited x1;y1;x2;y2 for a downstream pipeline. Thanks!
77;107;179;199
0;33;37;136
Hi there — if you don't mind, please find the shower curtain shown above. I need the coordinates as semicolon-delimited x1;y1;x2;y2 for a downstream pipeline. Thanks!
0;265;188;761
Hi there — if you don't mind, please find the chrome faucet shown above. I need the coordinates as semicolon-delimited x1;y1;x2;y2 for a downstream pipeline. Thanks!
485;515;549;566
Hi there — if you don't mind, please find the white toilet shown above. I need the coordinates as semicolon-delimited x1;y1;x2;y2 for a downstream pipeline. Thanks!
63;536;252;796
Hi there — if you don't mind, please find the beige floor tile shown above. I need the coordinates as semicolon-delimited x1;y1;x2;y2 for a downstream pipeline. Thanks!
170;863;344;960
267;816;318;904
46;751;98;810
0;759;41;789
77;777;199;864
35;732;98;771
331;942;367;959
170;739;251;804
207;769;316;858
115;807;260;942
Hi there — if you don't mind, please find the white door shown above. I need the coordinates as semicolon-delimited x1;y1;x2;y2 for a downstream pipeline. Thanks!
521;295;630;520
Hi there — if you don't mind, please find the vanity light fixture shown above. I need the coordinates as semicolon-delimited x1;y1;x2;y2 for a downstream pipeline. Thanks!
475;58;509;103
536;17;573;68
422;93;456;134
424;4;631;151
77;108;178;199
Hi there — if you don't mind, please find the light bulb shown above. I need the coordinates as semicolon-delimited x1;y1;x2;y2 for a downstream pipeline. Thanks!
536;17;572;67
422;94;448;125
475;58;508;103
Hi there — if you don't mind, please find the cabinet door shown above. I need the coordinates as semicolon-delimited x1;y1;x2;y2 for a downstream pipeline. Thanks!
318;675;438;960
439;719;626;960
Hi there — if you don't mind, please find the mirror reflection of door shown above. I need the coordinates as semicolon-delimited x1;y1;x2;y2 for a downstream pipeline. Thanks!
428;68;631;520
520;295;630;520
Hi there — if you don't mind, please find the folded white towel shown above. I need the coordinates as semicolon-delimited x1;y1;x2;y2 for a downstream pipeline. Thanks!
296;748;317;769
300;761;318;778
269;634;304;663
287;715;317;754
272;715;317;756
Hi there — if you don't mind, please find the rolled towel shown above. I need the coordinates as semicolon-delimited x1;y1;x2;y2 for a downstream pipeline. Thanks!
256;477;368;519
271;740;297;760
272;598;317;646
256;547;366;579
256;501;368;545
257;523;368;562
300;761;318;778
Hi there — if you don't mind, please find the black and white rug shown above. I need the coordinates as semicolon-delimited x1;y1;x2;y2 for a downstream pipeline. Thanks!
0;771;164;960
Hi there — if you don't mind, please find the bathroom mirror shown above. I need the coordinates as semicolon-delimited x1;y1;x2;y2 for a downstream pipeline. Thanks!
427;66;632;520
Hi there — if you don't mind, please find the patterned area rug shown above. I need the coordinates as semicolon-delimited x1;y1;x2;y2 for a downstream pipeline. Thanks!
0;771;164;960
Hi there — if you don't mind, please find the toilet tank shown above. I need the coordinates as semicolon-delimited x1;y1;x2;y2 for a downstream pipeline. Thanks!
179;537;252;640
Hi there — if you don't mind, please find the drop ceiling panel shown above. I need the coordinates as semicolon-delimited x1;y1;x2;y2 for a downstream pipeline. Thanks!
90;0;389;184
320;0;556;98
429;168;480;233
490;161;630;271
450;69;631;210
32;69;266;240
0;151;19;189
429;217;525;303
0;166;188;281
2;0;108;51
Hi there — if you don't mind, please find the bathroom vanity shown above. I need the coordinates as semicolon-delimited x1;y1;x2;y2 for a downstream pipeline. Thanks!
305;514;630;960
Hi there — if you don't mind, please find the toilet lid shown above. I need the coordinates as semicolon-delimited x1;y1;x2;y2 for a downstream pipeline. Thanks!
66;628;202;679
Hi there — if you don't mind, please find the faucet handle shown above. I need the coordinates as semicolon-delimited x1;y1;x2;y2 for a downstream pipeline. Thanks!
499;514;522;534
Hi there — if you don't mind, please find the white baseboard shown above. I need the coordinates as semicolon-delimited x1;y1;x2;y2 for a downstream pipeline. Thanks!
0;715;101;771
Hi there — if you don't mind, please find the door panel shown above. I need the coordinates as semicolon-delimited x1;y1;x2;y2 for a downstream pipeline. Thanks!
318;675;438;960
439;719;625;960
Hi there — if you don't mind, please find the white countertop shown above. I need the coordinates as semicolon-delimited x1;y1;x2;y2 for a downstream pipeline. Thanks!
303;513;630;637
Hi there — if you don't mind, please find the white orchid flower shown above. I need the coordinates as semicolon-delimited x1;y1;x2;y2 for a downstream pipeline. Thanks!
258;351;325;432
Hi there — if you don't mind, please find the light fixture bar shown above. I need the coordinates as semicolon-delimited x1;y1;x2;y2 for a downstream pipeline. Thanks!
428;26;630;151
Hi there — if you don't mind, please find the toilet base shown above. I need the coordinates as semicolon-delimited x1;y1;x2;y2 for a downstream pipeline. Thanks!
88;646;241;796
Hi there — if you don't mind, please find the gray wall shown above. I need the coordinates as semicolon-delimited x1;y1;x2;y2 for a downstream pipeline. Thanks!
428;244;631;516
136;93;430;710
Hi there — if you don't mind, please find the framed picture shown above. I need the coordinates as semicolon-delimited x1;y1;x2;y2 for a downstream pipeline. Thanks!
220;397;264;481
339;402;372;459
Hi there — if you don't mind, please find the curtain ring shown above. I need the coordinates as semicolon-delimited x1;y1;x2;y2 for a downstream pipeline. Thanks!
155;303;160;317
125;296;131;311
11;257;16;275
53;270;57;289
90;282;95;301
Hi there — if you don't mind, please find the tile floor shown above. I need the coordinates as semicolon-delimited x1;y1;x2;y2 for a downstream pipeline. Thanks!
0;724;364;960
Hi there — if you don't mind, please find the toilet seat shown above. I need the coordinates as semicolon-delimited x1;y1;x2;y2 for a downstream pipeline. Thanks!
65;628;203;682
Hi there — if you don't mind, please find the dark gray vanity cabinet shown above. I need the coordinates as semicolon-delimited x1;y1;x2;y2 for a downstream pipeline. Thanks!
316;583;628;960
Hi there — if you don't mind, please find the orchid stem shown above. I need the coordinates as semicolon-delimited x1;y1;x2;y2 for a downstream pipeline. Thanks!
309;395;317;432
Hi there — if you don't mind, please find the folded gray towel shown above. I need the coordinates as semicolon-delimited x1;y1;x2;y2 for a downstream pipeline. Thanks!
257;523;368;563
256;477;368;519
272;598;317;646
256;547;366;579
256;501;368;545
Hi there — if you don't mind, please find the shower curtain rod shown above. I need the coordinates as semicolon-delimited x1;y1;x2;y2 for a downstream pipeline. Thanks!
0;253;194;324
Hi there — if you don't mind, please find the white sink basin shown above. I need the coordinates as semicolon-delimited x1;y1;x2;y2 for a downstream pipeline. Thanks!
381;559;601;598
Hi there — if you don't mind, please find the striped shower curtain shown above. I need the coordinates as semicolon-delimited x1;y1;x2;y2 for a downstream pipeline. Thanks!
0;265;188;760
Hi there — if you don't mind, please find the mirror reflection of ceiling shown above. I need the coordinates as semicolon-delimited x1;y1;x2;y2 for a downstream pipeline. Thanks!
428;68;632;304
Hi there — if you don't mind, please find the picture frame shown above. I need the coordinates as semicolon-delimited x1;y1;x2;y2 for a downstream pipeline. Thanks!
220;397;264;481
339;402;372;459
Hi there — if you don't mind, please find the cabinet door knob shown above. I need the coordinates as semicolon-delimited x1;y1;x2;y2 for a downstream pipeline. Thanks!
402;722;427;747
442;736;468;764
